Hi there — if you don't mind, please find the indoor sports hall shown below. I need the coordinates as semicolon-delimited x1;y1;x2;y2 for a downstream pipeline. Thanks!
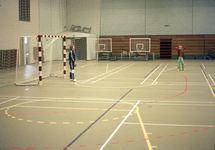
0;0;214;150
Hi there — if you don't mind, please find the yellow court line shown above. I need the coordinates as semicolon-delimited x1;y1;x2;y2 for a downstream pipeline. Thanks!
136;106;153;150
201;70;215;98
106;64;109;72
121;100;153;150
15;105;131;112
164;67;177;72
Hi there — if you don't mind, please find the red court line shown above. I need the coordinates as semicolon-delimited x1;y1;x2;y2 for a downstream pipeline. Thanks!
182;132;188;134
61;146;71;148
1;67;210;150
169;134;176;137
142;138;150;141
1;73;188;116
193;130;199;132
78;145;87;147
111;142;119;144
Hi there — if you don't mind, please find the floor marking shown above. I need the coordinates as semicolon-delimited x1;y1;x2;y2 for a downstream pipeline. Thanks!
163;66;177;72
99;101;140;150
63;89;133;150
14;105;131;112
201;70;215;98
0;97;19;105
152;63;169;85
62;146;71;148
102;119;109;122
37;121;44;123
81;63;129;83
113;118;118;120
44;147;53;149
152;146;158;148
202;63;205;69
208;74;215;85
111;142;119;144
182;132;188;134
141;63;162;84
91;63;135;84
106;64;109;72
144;65;159;78
145;103;215;107
27;120;33;122
123;122;215;128
136;106;153;150
169;134;176;137
79;145;87;147
193;130;199;132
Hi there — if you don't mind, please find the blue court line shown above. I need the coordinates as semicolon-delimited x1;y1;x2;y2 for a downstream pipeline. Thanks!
63;88;133;150
200;65;208;79
144;65;159;78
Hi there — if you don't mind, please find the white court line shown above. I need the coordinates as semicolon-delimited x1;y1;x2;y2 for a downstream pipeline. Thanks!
202;63;206;69
99;101;140;150
0;97;19;105
208;74;215;85
141;63;162;84
124;122;214;128
144;103;215;107
152;63;169;85
92;63;135;84
3;96;214;104
81;63;129;84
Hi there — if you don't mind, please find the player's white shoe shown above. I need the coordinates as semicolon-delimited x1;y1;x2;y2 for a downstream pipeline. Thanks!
73;79;77;82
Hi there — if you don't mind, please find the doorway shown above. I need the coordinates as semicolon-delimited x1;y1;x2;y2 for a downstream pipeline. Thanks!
160;39;172;59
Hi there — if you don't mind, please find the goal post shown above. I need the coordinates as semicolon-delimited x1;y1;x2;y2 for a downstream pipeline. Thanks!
15;35;66;86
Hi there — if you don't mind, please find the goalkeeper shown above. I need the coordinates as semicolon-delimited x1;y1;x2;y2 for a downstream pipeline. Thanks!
69;45;77;82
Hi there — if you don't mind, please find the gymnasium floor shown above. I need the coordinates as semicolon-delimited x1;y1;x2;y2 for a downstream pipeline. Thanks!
0;59;215;150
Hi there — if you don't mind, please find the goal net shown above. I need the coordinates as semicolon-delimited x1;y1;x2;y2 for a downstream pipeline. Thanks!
15;35;66;86
129;38;151;52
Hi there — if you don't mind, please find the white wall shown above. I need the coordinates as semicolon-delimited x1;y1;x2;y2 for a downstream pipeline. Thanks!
39;0;67;60
193;0;215;34
66;0;101;36
100;0;215;36
0;0;39;50
101;0;146;35
39;0;67;35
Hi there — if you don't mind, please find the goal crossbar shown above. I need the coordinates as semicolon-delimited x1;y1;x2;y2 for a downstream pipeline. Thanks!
16;35;66;86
